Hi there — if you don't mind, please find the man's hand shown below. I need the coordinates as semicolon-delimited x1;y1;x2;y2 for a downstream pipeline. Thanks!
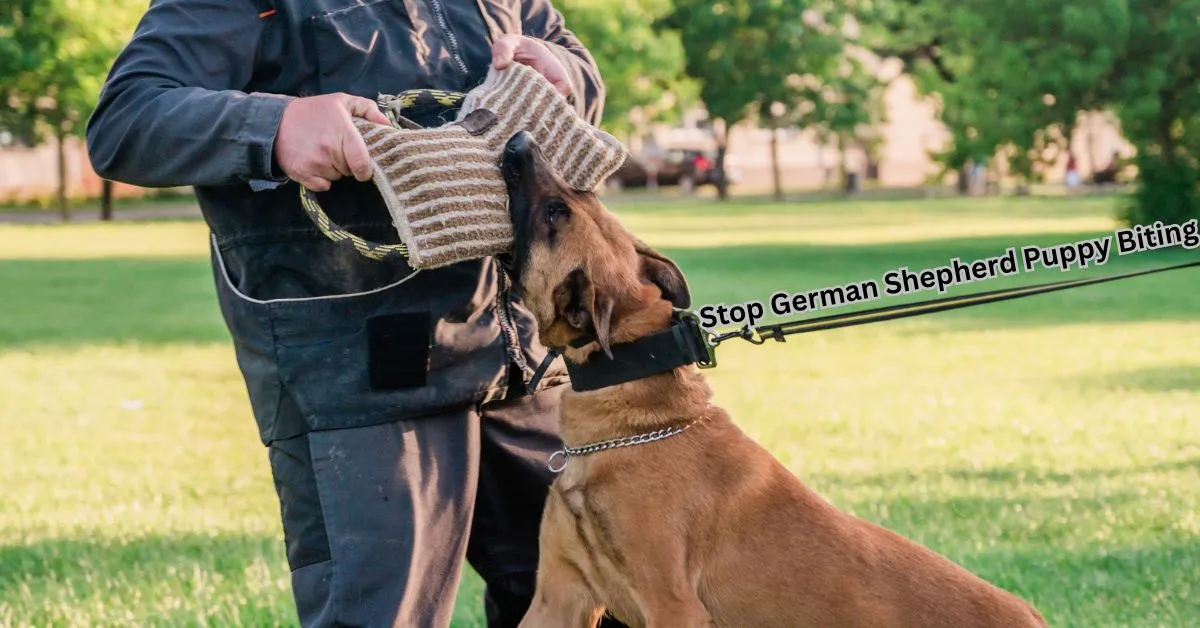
491;34;572;98
274;93;392;192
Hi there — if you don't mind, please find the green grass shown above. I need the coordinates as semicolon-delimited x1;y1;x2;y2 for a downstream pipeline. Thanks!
2;195;1198;626
0;190;196;214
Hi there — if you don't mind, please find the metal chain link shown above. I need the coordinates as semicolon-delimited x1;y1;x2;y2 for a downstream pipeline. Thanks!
547;421;697;473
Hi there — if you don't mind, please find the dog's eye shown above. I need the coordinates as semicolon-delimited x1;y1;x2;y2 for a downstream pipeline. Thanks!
545;199;571;224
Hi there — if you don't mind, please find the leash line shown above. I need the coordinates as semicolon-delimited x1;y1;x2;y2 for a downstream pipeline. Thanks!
705;259;1200;351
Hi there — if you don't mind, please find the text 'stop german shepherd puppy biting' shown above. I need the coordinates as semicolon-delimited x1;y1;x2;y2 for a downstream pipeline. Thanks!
500;132;1048;628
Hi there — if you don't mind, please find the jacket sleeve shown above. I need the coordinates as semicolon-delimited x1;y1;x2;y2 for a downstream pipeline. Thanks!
519;0;605;126
85;0;293;188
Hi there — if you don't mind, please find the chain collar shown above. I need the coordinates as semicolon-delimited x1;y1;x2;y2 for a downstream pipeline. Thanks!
547;420;698;473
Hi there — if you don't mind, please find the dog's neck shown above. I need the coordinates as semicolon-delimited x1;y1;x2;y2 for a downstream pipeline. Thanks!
559;368;714;448
557;286;716;448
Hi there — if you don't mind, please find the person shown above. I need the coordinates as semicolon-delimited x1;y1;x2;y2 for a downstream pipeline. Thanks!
1065;152;1080;193
86;2;616;626
1093;150;1122;185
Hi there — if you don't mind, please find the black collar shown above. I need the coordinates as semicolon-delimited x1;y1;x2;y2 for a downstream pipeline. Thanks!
527;310;714;393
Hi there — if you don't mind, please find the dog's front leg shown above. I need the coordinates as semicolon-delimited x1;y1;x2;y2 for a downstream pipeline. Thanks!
636;588;712;628
519;589;604;628
520;496;606;628
624;547;713;627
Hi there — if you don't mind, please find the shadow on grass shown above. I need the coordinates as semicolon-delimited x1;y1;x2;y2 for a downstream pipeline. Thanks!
0;531;280;596
612;191;1122;219
2;226;1197;350
807;457;1200;492
0;256;229;349
1066;364;1200;394
0;531;298;626
794;479;1200;626
0;530;485;627
961;539;1199;628
664;230;1200;332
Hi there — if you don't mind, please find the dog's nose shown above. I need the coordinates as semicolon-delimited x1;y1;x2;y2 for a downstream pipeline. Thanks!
505;131;534;159
502;131;535;189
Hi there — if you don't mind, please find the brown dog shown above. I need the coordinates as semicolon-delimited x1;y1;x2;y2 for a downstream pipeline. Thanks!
500;132;1048;628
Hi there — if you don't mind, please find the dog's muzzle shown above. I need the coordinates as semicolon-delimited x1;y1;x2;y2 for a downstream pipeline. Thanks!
500;132;536;281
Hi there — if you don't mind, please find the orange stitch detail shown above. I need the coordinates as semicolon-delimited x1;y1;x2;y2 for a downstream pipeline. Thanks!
258;8;277;18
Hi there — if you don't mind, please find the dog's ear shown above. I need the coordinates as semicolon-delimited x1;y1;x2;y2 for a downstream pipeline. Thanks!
633;238;691;309
553;268;615;358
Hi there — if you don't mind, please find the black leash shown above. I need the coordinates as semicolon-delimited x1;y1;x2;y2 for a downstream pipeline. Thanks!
528;258;1199;392
703;259;1200;360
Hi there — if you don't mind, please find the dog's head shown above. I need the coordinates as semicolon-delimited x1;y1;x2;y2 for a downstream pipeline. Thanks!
501;132;690;358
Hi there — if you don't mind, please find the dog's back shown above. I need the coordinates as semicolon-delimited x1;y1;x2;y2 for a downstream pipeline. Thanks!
654;408;1048;627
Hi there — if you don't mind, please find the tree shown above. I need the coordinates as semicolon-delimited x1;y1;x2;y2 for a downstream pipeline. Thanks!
859;0;1200;220
558;0;696;141
0;0;140;220
659;0;869;200
795;52;886;195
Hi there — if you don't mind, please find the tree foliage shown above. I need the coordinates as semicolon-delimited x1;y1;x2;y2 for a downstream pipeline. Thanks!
0;0;139;141
0;0;142;217
857;0;1200;222
659;0;878;199
558;0;696;136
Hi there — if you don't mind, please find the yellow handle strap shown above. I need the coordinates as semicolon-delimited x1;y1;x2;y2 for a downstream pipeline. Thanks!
298;185;409;261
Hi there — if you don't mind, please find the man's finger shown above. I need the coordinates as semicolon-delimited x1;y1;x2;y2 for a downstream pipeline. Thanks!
511;39;572;97
543;71;572;97
491;35;519;69
300;173;332;193
310;148;347;182
327;146;352;179
343;132;374;182
343;95;390;126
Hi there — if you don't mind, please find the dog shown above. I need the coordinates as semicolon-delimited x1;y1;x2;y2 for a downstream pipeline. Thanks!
500;132;1048;628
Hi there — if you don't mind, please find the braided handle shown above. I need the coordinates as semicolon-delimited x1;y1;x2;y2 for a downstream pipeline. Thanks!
299;185;409;261
297;88;468;263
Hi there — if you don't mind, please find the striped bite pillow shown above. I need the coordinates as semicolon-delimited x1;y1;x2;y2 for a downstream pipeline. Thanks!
354;63;628;269
356;117;511;270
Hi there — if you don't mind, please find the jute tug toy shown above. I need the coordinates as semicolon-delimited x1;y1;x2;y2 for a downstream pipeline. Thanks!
300;62;629;269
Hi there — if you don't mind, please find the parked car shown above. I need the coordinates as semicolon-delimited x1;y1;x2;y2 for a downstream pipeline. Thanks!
607;149;740;191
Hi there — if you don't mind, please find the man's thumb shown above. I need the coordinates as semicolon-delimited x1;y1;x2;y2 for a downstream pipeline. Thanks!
345;95;390;126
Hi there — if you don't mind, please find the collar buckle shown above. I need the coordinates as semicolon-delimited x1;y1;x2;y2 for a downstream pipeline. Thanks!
674;308;718;369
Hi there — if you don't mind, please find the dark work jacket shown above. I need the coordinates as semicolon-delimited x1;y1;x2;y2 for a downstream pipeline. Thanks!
86;0;603;444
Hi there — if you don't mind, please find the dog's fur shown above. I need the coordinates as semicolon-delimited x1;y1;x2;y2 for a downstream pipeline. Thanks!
501;132;1048;628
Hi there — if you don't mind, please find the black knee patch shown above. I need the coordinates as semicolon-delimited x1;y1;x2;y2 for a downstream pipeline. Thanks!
269;429;331;571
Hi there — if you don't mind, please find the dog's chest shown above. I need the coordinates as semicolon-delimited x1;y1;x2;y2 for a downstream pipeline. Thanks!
549;467;643;621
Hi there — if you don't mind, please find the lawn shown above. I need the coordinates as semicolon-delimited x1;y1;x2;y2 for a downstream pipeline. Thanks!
1;195;1197;627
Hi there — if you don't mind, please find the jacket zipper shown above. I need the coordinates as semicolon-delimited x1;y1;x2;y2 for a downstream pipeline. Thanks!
496;266;535;381
427;0;470;79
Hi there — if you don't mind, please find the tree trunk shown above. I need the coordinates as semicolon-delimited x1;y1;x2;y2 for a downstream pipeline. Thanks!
56;125;70;222
770;124;783;201
1085;112;1099;177
101;180;114;221
714;123;731;201
836;133;848;194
